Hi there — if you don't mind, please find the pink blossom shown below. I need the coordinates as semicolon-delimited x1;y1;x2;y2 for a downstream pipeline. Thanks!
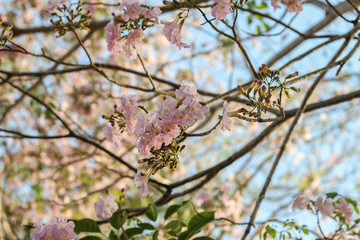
122;1;146;22
122;28;144;59
134;170;153;196
271;0;305;13
30;221;46;240
211;0;233;21
161;20;191;50
31;217;77;240
105;20;123;53
47;0;66;13
292;191;310;211
103;125;122;148
336;197;353;224
156;98;180;124
94;194;119;220
221;101;232;132
117;95;139;133
145;7;161;24
315;197;334;216
283;0;305;13
175;81;201;102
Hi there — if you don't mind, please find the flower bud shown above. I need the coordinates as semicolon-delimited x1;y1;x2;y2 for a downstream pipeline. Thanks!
253;80;263;95
290;86;300;93
247;79;258;95
264;98;271;112
286;71;299;79
260;85;267;98
237;85;246;95
284;89;291;98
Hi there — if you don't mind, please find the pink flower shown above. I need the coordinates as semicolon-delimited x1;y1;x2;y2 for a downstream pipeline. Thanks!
103;125;122;148
315;197;334;216
221;101;232;132
336;197;353;224
31;217;77;240
117;95;139;133
271;0;305;13
94;194;119;220
194;191;213;206
122;1;146;22
211;0;233;21
122;28;144;59
105;20;123;53
292;191;310;211
161;20;191;50
175;81;201;102
30;221;46;240
47;0;66;13
145;7;161;24
134;170;153;196
282;0;305;13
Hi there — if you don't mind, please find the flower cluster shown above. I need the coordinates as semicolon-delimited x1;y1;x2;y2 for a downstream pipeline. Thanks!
161;20;191;50
211;0;233;21
103;82;209;196
271;0;305;13
292;192;355;225
30;217;76;240
105;0;161;58
94;194;119;220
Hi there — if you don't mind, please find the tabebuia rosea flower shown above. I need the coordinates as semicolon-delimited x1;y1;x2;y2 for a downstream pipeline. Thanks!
94;194;119;220
315;196;334;216
221;101;232;132
30;217;77;240
271;0;305;13
336;197;354;224
161;20;191;50
104;0;161;58
102;82;209;196
47;0;67;13
135;170;154;196
292;191;310;211
211;0;233;21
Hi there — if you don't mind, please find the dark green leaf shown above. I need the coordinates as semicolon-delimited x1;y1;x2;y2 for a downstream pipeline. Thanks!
179;211;215;240
74;219;101;233
138;222;156;230
302;228;309;235
193;237;214;240
80;237;102;240
110;211;127;230
165;220;181;230
165;204;181;220
109;230;119;240
326;192;338;199
120;227;144;240
145;204;158;221
152;230;159;240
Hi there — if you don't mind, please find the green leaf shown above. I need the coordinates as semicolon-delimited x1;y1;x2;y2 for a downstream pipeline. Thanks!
193;237;214;240
165;204;181;220
302;228;309;235
48;102;56;109
35;107;42;117
80;237;102;240
165;220;182;231
74;219;101;233
152;230;159;240
45;109;52;120
326;192;338;199
110;211;127;230
138;222;156;230
345;197;359;214
120;227;144;240
265;225;276;238
145;204;158;221
179;211;215;240
109;230;119;240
